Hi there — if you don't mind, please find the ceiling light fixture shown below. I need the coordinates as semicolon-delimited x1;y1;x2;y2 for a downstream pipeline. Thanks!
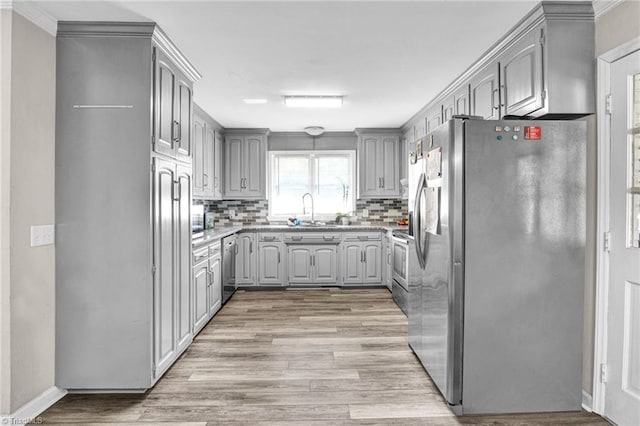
243;98;267;104
284;96;343;108
304;126;325;136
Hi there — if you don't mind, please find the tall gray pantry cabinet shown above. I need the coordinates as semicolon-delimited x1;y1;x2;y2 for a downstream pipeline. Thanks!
55;22;201;391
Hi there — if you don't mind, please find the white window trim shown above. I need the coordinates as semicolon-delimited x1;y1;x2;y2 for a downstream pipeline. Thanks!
267;150;356;221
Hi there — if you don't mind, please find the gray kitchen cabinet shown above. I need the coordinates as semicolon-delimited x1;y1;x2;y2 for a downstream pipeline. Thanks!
499;25;544;117
454;84;470;116
385;233;393;290
212;130;223;200
288;246;314;284
287;244;338;285
193;104;220;199
192;249;210;334
470;62;500;120
224;132;267;199
313;246;338;284
209;246;222;315
56;22;200;391
341;233;383;286
258;241;285;286
426;106;442;133
442;97;455;123
357;131;401;198
154;48;192;161
236;233;257;286
192;114;205;197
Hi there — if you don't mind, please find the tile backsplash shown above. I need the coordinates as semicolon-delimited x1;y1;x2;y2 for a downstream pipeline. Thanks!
196;198;408;227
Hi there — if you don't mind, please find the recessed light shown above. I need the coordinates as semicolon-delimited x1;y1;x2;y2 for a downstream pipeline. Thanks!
284;96;343;108
243;99;267;104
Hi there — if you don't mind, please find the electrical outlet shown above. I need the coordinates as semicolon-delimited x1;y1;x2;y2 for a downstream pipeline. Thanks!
228;209;236;219
31;225;55;247
362;209;369;218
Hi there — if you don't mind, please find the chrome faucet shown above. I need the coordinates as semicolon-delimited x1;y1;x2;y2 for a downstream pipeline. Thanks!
302;192;315;224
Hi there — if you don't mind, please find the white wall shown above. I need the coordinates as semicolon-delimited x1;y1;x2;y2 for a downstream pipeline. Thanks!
596;0;640;56
0;9;56;415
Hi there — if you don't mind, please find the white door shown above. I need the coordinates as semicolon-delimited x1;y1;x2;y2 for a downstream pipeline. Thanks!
605;49;640;426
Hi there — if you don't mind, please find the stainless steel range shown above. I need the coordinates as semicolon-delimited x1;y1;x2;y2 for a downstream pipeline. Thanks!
391;230;409;315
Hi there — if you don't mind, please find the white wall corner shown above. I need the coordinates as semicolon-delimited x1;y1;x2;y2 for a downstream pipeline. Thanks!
582;390;594;412
592;0;625;19
0;0;57;36
0;386;66;424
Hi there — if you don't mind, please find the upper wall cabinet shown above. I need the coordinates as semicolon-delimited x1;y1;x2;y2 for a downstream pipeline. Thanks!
426;106;443;134
193;104;222;200
357;131;401;199
224;131;268;199
154;49;193;162
402;2;595;135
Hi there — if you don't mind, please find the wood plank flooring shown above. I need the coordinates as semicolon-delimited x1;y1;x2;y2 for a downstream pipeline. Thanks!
38;288;607;425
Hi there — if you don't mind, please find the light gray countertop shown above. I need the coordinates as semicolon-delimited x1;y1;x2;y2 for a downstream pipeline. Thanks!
192;224;408;248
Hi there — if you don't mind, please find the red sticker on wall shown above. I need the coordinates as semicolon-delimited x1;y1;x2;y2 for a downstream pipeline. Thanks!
524;126;542;140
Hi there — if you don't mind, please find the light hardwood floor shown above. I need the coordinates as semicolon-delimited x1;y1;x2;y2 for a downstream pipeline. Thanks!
39;288;607;425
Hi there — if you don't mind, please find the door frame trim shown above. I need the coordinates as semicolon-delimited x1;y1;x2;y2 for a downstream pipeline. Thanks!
593;36;640;416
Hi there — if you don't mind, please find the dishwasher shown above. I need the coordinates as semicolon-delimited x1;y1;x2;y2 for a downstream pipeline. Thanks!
391;230;410;315
222;235;237;304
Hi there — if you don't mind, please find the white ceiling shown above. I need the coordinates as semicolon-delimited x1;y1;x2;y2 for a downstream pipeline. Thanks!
34;0;540;131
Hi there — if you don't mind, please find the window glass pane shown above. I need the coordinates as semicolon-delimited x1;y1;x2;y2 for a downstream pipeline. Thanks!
631;194;640;249
271;156;310;216
628;75;640;248
316;156;351;215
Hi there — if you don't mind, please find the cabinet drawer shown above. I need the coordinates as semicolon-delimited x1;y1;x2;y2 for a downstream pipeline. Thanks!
193;247;209;264
209;242;221;257
343;232;382;242
258;233;283;242
284;232;342;244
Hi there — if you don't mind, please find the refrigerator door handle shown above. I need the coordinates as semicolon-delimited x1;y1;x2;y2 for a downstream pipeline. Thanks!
413;172;427;269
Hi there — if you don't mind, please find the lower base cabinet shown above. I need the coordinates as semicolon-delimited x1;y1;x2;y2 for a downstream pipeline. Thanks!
258;241;286;286
341;233;383;286
209;247;222;313
288;245;338;285
192;241;222;336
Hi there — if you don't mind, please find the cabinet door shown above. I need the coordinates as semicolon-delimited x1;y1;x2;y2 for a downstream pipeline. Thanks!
203;125;215;198
243;135;265;197
442;97;455;123
209;254;222;315
193;261;209;333
454;85;470;116
470;63;500;119
154;50;177;157
224;136;244;197
236;233;256;286
288;246;313;284
426;106;442;133
363;242;382;283
360;136;381;197
213;131;223;200
258;242;284;286
175;75;192;162
313;246;338;284
175;165;193;353
500;28;544;116
342;242;363;284
380;136;400;196
192;117;205;197
153;158;176;377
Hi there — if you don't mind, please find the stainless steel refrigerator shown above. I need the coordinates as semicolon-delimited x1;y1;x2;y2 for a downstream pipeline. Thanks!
408;117;586;414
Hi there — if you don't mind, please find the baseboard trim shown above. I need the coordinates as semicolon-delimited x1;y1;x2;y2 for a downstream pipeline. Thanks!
582;389;593;412
0;386;66;423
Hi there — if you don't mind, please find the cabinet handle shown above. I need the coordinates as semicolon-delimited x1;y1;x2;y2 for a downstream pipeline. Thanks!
213;176;218;188
250;241;253;253
203;173;208;187
235;244;238;254
500;84;506;108
323;236;334;241
292;236;303;241
310;255;313;266
360;252;364;262
381;177;385;188
173;180;180;201
363;252;367;263
173;120;181;142
492;88;500;111
278;252;281;263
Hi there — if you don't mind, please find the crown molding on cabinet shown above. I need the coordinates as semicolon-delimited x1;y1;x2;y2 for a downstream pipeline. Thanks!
0;0;57;36
400;1;594;134
57;21;201;83
592;0;624;19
